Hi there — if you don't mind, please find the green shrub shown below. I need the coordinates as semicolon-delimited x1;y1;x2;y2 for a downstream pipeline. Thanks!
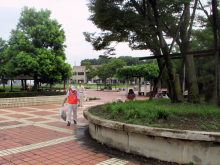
0;91;65;98
88;97;100;100
126;109;140;119
0;89;5;92
103;102;112;111
157;109;169;120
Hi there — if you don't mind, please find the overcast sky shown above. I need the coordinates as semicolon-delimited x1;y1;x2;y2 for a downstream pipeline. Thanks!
0;0;151;67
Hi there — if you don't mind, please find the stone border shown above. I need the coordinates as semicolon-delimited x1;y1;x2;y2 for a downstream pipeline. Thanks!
0;95;65;108
84;107;220;164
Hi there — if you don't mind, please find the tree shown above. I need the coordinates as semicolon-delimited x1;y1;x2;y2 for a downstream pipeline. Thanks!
81;56;150;66
106;59;127;83
84;0;185;102
0;38;8;88
83;62;97;81
95;64;109;85
6;6;69;91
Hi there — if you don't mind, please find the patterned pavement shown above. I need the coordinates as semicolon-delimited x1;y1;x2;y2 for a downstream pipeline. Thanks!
0;88;150;165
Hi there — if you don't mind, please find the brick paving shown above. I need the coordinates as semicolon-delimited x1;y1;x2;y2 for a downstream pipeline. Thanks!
0;88;152;165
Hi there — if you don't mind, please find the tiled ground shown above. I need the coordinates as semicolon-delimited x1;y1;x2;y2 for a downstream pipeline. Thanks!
0;88;153;165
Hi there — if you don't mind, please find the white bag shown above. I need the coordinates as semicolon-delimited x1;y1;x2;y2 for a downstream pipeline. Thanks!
59;106;66;121
85;93;87;101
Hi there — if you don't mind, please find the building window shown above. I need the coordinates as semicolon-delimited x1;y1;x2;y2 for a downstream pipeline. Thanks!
73;72;77;75
78;72;84;75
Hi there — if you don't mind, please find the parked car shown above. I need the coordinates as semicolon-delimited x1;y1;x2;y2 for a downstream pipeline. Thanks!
87;81;96;85
147;81;150;85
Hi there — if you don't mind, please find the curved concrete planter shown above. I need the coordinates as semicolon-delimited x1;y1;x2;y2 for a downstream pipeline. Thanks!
84;107;220;164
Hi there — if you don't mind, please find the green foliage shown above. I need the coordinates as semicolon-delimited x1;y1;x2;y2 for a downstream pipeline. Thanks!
81;56;152;66
188;162;194;165
0;38;8;80
157;109;169;120
90;99;220;131
95;64;109;83
103;102;112;111
88;97;100;100
5;6;71;90
83;62;97;80
0;91;65;98
116;62;159;79
106;59;126;79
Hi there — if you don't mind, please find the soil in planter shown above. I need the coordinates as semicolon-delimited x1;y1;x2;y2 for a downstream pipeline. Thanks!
89;101;220;132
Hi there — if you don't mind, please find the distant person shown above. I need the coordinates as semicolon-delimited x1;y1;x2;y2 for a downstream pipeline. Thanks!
155;91;163;99
77;81;85;107
62;86;80;126
126;89;137;102
65;85;71;93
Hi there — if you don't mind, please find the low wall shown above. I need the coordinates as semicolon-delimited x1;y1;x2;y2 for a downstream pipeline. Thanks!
83;108;220;165
0;95;64;108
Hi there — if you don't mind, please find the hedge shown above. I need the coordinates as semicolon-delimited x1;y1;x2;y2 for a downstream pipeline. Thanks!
0;91;66;98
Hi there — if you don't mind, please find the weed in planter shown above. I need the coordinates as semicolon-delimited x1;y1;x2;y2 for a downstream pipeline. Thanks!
107;113;116;119
103;102;112;111
113;106;124;113
188;162;194;165
209;125;218;130
201;125;207;130
151;124;161;127
126;109;140;119
163;123;169;128
170;124;175;129
157;109;169;120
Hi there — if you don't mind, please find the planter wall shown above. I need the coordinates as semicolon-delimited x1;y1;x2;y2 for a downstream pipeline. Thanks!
0;95;64;108
84;108;220;165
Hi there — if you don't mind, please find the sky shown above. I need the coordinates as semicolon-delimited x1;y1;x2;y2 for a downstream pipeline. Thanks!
0;0;151;67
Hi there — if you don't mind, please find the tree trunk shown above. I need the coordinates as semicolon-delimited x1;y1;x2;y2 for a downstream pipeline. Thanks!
184;55;200;103
34;76;38;91
50;83;52;91
179;3;200;103
11;79;13;91
2;76;5;90
149;0;182;103
64;80;66;89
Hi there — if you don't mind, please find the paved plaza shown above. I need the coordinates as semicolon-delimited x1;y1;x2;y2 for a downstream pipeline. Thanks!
0;88;164;165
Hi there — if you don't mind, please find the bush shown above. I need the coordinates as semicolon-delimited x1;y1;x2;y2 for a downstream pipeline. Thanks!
126;109;140;119
157;109;169;120
103;102;112;111
88;97;100;100
0;91;65;98
0;89;5;92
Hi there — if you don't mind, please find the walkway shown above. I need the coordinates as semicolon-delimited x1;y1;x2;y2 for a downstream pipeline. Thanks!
0;89;164;165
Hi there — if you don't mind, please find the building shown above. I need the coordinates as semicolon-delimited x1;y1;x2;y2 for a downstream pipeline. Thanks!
70;65;147;85
71;65;101;84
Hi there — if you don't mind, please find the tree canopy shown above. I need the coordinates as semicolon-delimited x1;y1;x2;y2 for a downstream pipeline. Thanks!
81;56;152;66
5;6;72;90
84;0;189;102
117;61;159;80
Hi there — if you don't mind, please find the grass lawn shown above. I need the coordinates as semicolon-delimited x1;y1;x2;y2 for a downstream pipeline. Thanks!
89;99;220;132
0;83;137;91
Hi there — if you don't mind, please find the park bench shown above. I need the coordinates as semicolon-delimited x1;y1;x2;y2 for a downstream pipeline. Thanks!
138;92;144;96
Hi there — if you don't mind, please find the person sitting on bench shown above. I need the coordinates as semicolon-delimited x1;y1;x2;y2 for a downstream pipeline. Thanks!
155;91;163;99
125;89;137;102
